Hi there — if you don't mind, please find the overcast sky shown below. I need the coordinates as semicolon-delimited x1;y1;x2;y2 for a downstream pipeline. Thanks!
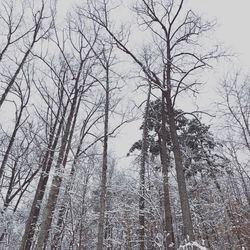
58;0;250;68
190;0;250;68
57;0;250;167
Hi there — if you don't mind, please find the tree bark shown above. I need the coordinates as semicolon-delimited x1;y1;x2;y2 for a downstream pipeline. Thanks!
97;63;110;250
158;94;175;249
163;33;194;241
35;81;80;249
164;89;194;241
138;85;151;250
20;94;68;250
51;94;82;249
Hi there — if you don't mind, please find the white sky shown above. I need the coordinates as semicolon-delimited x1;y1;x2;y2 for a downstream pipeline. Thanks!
58;0;250;167
0;0;248;172
190;0;250;68
58;0;250;67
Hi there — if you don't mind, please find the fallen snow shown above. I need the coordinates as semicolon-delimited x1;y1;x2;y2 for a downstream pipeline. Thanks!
178;241;207;250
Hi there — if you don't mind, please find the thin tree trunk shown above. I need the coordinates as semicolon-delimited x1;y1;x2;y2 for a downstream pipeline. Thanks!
97;63;110;250
138;85;151;250
0;106;23;180
0;2;46;109
0;48;31;108
124;212;133;250
35;85;80;249
20;95;68;250
78;178;90;250
51;95;82;249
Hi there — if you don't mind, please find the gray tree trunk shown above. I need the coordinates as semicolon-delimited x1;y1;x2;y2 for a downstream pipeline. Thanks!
35;66;82;249
158;94;175;249
51;96;82;249
164;89;194;241
97;63;110;250
163;39;194;241
20;90;69;250
138;85;151;250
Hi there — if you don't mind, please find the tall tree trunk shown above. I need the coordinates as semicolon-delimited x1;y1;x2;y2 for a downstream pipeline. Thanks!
35;86;80;249
164;39;194;241
20;94;68;250
35;56;85;249
164;89;194;241
158;94;175;249
97;63;110;250
51;95;82;249
138;85;151;250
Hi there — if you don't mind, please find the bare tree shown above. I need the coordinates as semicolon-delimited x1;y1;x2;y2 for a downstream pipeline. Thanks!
96;42;113;250
84;0;223;243
50;99;104;248
0;1;27;62
20;80;71;250
0;72;30;181
218;73;250;205
34;16;98;248
0;64;42;245
0;0;53;108
158;94;175;249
